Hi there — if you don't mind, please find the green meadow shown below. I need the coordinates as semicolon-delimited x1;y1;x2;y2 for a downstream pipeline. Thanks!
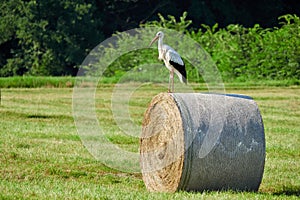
0;80;299;199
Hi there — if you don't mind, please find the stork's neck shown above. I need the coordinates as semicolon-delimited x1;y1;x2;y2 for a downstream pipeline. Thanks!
158;37;163;50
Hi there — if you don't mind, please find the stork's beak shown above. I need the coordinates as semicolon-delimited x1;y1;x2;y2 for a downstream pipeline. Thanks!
149;35;159;47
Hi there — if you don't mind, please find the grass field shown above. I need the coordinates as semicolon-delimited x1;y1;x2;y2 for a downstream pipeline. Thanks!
0;83;299;199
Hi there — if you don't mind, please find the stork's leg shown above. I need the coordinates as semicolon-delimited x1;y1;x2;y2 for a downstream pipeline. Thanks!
171;68;174;93
168;71;172;93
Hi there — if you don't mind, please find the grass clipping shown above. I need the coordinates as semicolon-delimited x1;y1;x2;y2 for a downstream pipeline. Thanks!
140;93;265;192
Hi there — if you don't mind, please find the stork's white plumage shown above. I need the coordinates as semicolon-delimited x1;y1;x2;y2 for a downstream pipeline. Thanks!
149;31;187;93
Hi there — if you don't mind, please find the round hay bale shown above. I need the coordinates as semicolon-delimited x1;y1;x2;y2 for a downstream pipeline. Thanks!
140;93;265;192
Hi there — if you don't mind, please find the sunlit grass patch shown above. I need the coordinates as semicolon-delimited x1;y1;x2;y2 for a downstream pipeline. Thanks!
0;84;299;199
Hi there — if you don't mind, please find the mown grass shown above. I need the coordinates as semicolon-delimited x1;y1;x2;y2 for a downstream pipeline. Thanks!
0;83;299;199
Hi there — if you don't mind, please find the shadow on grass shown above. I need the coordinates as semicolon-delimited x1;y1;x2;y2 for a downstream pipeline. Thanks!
272;186;300;197
184;186;300;197
26;114;72;121
27;114;53;119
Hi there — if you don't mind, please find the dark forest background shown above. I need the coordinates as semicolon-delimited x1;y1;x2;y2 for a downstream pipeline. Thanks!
0;0;299;79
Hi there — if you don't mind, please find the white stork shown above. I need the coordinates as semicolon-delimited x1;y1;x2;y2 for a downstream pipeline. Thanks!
149;31;187;93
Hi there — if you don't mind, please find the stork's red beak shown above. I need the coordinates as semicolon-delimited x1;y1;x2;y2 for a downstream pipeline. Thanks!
149;35;159;47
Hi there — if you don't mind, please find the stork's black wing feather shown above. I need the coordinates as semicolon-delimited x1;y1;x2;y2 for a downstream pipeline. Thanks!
169;60;187;84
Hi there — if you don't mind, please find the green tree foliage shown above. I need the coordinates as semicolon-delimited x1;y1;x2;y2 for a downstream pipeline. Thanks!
0;0;103;76
87;13;299;83
191;14;300;81
0;0;299;82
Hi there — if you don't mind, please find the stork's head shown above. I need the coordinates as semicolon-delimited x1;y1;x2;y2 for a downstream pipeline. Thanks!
149;31;164;46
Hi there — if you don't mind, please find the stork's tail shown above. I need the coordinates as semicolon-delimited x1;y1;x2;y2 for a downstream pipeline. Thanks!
182;76;187;84
175;71;187;84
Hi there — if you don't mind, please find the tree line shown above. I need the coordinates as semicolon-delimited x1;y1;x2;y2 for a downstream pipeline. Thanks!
0;0;299;79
